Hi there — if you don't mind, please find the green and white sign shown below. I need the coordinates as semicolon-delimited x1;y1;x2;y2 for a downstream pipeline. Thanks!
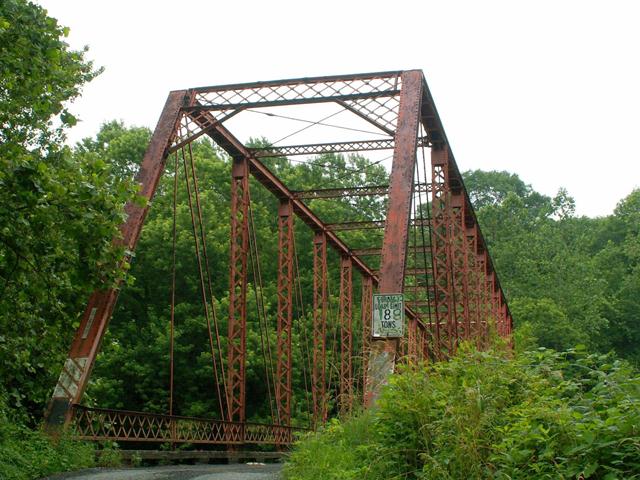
372;293;405;338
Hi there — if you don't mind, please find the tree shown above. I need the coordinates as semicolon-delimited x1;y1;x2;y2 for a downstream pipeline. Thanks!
597;189;640;362
463;170;604;351
462;169;530;209
509;297;586;351
0;0;99;151
0;1;133;420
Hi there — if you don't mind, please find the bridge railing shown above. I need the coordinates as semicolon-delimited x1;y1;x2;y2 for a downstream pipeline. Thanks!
70;404;305;445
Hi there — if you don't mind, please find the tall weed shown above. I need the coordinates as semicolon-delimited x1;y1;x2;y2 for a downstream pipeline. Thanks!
284;345;640;479
0;394;96;480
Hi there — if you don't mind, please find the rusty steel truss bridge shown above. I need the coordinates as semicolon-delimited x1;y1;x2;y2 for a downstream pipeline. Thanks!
45;70;512;448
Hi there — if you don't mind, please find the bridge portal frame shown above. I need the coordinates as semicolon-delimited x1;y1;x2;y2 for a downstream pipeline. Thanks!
45;70;512;444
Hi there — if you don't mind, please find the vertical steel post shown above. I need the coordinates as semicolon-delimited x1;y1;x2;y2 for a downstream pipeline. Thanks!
360;275;373;399
416;324;425;362
456;199;472;342
465;227;481;339
485;259;493;340
476;253;488;343
492;275;500;335
365;70;423;405
275;201;294;428
227;156;250;425
339;256;353;414
44;91;186;429
407;317;418;363
312;232;328;424
450;193;465;347
430;146;455;356
421;324;429;362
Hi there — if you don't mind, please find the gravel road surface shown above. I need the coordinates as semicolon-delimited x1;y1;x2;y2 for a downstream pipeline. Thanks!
43;463;282;480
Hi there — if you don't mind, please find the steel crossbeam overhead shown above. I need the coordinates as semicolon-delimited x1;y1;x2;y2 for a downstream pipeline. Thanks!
293;185;390;199
326;218;433;231
353;245;432;256
292;183;431;200
45;70;513;448
186;71;403;134
249;137;429;158
327;220;386;231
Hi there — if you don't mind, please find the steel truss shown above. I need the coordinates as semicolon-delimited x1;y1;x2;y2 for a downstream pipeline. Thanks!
360;276;373;398
276;201;294;431
228;157;250;423
292;183;430;200
339;256;353;414
46;70;512;448
249;137;429;158
312;233;328;425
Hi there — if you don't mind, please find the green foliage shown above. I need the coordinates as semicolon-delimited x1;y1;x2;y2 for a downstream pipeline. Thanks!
0;393;95;480
0;1;135;419
283;415;377;480
96;446;122;468
510;297;586;351
462;169;531;209
285;346;640;479
463;170;640;360
0;0;100;150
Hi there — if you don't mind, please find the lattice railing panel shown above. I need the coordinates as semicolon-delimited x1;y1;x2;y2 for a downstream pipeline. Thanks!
70;406;303;445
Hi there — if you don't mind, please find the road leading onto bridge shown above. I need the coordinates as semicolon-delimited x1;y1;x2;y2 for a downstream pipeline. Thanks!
44;463;281;480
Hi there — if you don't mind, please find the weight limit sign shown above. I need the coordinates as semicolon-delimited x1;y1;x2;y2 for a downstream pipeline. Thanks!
372;293;405;338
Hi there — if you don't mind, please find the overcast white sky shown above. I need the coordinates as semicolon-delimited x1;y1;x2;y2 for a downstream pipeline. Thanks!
37;0;639;217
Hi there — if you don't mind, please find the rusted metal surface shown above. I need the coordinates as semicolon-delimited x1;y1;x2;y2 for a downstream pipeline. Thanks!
339;256;353;414
360;276;373;398
353;245;431;256
71;405;304;445
312;233;328;425
250;137;429;158
48;70;514;449
188;71;403;133
293;185;389;200
292;185;431;201
275;201;294;429
327;220;386;231
430;146;455;357
377;70;423;294
365;70;423;406
228;157;250;423
326;218;433;231
195;111;381;283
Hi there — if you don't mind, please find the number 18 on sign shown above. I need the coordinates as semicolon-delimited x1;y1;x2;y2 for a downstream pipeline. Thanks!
372;293;405;338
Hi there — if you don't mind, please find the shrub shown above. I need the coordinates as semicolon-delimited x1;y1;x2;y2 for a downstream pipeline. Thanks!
0;423;95;480
284;345;640;479
0;392;96;480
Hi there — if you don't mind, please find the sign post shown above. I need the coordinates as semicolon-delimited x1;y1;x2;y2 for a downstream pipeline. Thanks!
372;293;405;338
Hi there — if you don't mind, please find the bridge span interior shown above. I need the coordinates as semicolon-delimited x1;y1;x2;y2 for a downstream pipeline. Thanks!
45;71;512;448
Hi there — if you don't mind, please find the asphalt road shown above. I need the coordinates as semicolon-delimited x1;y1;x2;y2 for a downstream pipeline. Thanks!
43;463;282;480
